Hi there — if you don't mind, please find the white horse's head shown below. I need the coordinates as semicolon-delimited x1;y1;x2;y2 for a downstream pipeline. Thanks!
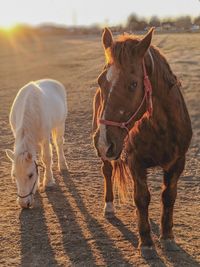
6;149;38;208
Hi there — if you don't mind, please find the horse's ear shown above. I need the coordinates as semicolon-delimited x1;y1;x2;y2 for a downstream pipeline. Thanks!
102;27;113;50
135;27;154;58
6;149;14;162
25;152;32;161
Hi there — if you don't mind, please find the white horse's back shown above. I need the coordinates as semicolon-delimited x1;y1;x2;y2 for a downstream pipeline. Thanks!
10;79;67;138
36;79;66;102
35;79;67;130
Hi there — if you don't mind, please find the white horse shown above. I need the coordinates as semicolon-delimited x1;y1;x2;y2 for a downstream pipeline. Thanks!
6;79;68;208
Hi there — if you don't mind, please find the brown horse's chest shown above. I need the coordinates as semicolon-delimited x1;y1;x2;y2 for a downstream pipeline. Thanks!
126;121;180;169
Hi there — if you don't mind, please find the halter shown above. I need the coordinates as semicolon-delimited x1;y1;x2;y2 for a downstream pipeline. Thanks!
17;161;39;199
99;60;153;133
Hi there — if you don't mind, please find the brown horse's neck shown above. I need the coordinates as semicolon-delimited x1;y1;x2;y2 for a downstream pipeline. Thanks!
143;47;192;151
146;47;181;117
147;47;177;97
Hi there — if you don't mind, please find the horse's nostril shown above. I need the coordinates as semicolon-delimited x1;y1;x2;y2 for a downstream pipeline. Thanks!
106;142;115;158
27;201;30;208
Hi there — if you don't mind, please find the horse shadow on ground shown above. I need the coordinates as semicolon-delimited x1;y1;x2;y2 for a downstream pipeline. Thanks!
19;171;200;267
45;178;97;266
46;169;134;266
106;216;167;267
150;220;200;267
60;170;200;267
19;192;58;267
107;209;200;266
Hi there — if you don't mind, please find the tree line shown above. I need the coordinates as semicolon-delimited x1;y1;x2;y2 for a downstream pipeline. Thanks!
126;14;200;31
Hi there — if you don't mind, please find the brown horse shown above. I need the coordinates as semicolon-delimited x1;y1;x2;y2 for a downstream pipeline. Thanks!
92;27;192;256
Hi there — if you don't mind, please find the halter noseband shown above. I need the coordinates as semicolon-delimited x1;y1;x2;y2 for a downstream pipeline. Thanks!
99;60;153;133
17;161;39;199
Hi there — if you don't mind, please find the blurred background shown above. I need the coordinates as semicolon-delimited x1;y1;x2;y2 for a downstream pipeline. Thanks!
0;0;200;38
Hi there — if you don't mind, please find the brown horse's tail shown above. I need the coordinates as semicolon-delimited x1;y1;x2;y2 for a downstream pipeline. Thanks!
112;159;133;202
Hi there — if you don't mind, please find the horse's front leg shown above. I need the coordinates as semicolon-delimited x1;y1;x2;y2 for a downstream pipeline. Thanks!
161;156;185;249
102;160;114;217
41;139;55;189
129;161;153;254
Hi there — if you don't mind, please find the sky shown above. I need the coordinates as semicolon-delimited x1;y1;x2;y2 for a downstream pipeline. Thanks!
0;0;200;28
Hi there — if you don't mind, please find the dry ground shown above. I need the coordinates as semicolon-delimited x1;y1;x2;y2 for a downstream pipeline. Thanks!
0;32;199;266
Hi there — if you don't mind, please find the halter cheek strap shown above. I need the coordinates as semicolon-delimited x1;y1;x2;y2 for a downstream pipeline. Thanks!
143;60;153;116
17;161;39;199
99;60;153;132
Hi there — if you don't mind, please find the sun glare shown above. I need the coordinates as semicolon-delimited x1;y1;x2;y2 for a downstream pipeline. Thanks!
0;24;19;36
0;25;15;33
0;24;17;33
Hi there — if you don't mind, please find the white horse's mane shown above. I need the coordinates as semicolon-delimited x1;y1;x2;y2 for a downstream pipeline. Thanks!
13;82;42;158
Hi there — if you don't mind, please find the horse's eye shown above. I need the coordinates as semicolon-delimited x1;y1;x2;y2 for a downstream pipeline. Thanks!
128;81;137;92
28;173;33;179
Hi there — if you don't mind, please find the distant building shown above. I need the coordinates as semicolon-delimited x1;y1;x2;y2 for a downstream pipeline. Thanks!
161;22;176;31
190;24;200;32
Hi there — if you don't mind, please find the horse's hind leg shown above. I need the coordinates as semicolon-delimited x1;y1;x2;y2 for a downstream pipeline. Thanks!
102;160;114;217
161;156;185;249
41;139;55;189
52;124;68;172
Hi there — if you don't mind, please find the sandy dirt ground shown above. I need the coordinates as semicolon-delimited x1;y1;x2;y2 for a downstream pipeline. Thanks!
0;33;199;266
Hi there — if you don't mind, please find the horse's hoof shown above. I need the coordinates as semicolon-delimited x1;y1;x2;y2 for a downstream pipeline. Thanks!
59;163;69;172
46;179;56;187
160;238;180;251
60;168;69;176
39;181;55;192
140;246;158;259
59;165;69;177
47;182;56;187
104;202;115;218
104;210;115;218
60;167;68;173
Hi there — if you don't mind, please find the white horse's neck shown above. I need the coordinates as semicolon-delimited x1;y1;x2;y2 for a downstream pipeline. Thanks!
14;84;42;158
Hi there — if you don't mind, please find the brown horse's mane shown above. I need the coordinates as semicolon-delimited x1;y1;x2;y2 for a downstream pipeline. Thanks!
105;34;140;65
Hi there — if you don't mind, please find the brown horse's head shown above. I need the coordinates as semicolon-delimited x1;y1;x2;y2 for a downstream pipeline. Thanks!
97;27;154;161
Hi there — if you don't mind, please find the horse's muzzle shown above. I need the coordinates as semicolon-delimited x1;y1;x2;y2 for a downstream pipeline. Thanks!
94;128;123;161
18;196;34;209
105;142;121;160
